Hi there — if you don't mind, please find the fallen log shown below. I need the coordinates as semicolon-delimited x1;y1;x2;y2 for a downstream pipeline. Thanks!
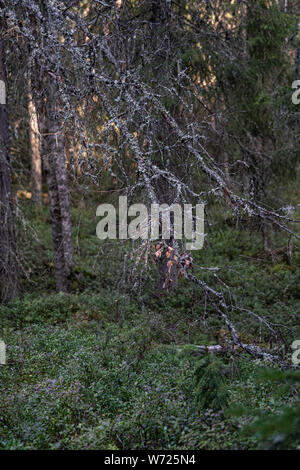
176;343;279;361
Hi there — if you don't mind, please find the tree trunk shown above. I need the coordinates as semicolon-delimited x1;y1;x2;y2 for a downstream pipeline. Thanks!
40;79;73;292
27;77;42;206
0;39;17;303
35;2;73;293
295;37;300;80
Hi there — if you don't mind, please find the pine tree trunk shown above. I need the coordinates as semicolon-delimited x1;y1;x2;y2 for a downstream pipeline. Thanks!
0;39;17;303
27;77;42;206
295;38;300;80
29;1;73;292
40;78;73;292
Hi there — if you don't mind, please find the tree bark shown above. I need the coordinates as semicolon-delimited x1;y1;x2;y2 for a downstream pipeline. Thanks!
27;77;42;206
295;35;300;79
0;38;17;303
40;78;73;293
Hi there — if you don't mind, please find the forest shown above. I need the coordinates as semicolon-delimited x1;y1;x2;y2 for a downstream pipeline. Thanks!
0;0;300;452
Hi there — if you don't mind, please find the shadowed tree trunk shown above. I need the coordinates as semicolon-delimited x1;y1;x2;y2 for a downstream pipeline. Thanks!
40;77;73;293
0;38;17;303
295;28;300;80
27;77;42;206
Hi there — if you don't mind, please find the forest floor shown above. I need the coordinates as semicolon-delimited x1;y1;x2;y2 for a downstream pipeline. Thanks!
0;193;299;450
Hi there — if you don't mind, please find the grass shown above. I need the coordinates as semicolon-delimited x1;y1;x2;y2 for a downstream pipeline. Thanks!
0;196;299;449
1;321;296;450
